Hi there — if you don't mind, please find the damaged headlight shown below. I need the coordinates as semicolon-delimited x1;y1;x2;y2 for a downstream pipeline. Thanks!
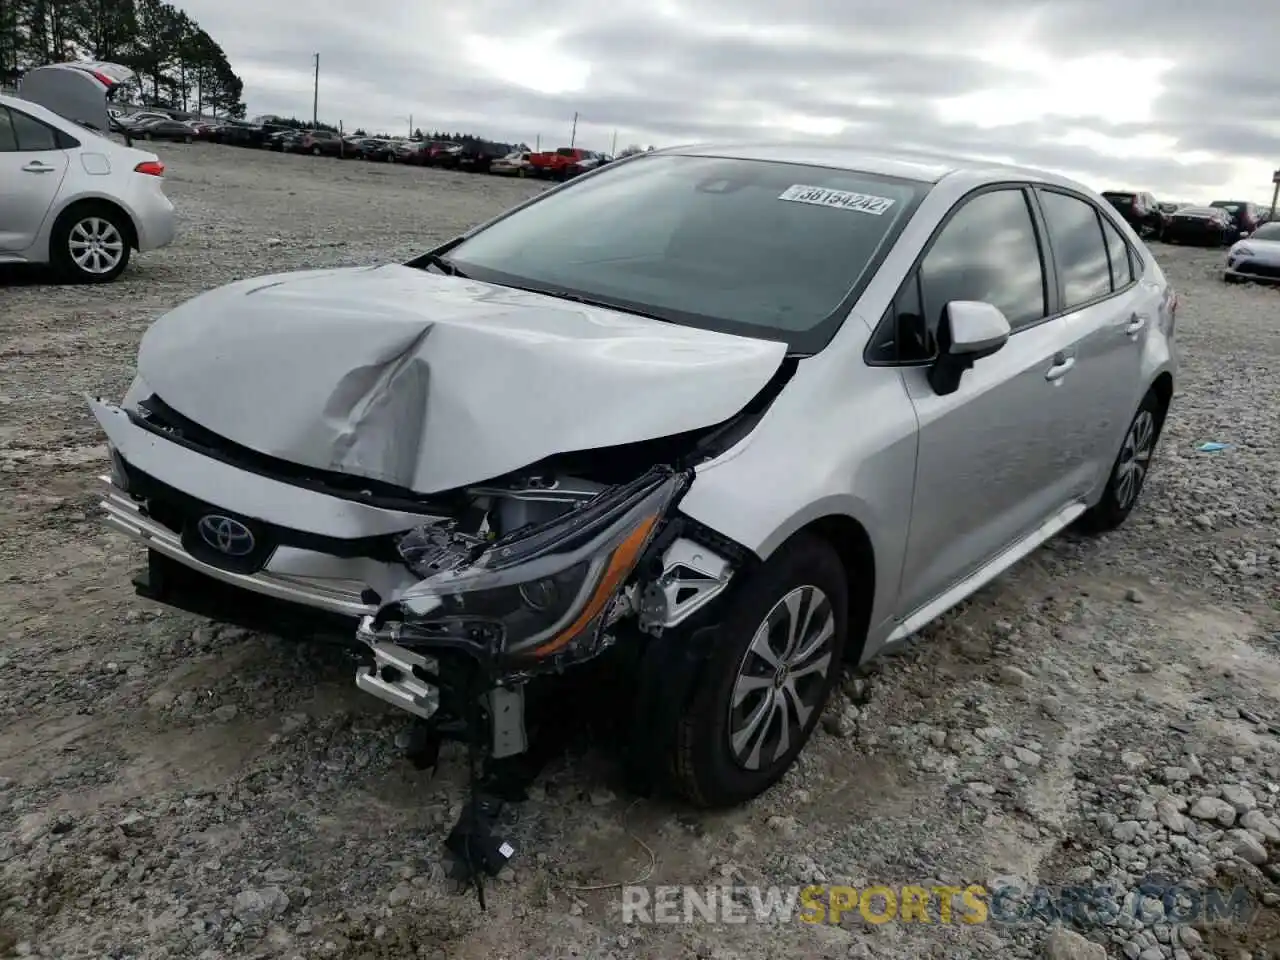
392;466;686;663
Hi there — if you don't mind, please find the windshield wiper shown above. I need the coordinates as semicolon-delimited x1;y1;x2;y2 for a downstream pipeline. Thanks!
519;286;663;320
422;253;468;278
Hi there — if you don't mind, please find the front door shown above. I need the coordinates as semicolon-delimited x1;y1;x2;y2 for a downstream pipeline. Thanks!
895;186;1088;617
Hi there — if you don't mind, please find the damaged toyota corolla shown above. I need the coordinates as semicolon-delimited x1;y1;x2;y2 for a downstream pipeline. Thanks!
90;144;1176;867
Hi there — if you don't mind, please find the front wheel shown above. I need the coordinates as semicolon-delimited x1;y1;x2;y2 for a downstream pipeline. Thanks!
670;533;850;807
50;204;132;284
311;146;322;156
1077;389;1164;534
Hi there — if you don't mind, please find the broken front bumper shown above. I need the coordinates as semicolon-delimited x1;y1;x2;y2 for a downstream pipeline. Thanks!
100;477;374;619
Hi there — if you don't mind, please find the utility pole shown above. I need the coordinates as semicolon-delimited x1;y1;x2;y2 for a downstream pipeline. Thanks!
535;134;540;151
611;129;617;156
409;113;413;138
569;111;578;148
312;53;319;127
1271;168;1280;222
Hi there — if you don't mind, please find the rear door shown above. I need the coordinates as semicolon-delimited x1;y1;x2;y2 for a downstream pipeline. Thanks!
894;185;1090;615
1033;187;1154;495
0;104;71;253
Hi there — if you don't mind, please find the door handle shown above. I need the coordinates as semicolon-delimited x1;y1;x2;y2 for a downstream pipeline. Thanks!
1125;314;1147;336
1045;355;1076;381
21;161;54;173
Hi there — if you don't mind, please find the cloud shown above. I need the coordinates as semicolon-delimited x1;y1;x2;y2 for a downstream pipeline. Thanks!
175;0;1280;201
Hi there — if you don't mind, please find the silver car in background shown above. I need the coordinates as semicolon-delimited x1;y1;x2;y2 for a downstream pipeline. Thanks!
0;63;176;283
89;144;1176;811
1224;220;1280;283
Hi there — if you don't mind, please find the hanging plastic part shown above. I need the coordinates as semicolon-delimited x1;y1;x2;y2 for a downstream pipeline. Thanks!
442;659;512;909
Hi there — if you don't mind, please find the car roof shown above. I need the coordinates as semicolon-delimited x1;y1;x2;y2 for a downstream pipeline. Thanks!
659;141;1094;189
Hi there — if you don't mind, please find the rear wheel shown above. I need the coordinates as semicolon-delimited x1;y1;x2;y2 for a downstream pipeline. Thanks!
670;534;849;807
1077;389;1163;534
311;146;322;156
50;204;132;284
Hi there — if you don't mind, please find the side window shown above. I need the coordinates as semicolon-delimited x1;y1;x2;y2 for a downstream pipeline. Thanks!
1098;214;1135;290
1038;190;1112;308
9;109;60;152
918;188;1047;334
0;108;17;152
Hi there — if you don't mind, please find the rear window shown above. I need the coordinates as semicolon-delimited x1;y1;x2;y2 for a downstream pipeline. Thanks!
443;154;929;353
1103;193;1135;206
1211;202;1241;213
556;147;577;157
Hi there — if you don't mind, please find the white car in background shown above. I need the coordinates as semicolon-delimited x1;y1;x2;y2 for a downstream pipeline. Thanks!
1223;220;1280;283
491;150;532;176
0;92;175;282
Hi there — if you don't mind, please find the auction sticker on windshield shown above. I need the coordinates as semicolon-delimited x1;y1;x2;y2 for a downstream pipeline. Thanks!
778;185;896;215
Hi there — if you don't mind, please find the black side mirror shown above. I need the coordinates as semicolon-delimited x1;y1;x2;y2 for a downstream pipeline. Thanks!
928;301;1012;396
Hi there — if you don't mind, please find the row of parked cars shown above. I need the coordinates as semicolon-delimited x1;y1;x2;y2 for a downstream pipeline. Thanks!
106;109;617;181
177;114;616;181
1101;190;1280;284
1102;190;1272;247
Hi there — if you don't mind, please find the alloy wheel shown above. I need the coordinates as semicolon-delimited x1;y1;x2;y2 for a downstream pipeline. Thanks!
68;218;125;275
727;585;835;771
1115;410;1156;509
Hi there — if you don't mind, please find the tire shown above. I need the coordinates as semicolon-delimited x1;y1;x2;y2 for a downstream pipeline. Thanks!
670;533;850;807
50;203;133;284
143;132;153;141
183;135;192;143
1077;389;1164;534
311;146;322;156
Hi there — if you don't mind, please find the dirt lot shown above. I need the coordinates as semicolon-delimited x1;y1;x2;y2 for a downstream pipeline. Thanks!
1;144;1278;960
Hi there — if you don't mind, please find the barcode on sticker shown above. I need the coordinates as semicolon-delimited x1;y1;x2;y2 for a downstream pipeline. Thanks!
498;842;514;858
778;184;895;215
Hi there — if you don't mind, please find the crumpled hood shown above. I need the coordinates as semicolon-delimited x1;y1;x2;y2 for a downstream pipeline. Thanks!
136;264;788;494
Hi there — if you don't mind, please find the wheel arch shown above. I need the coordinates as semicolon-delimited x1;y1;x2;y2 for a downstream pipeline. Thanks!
52;195;140;250
784;514;876;664
1150;371;1173;431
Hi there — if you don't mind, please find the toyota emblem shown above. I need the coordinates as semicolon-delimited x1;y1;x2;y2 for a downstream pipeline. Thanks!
196;514;256;557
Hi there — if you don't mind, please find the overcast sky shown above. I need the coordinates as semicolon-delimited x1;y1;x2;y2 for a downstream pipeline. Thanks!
179;0;1280;202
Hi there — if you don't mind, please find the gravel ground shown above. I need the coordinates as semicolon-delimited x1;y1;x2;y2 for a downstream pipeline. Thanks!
1;143;1278;960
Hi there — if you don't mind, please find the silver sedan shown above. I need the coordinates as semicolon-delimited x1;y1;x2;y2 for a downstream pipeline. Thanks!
0;93;176;282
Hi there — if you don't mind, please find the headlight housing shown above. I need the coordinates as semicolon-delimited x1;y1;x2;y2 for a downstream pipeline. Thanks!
392;466;686;664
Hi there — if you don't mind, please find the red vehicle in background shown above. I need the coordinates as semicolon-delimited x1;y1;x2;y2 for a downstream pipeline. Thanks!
528;147;591;180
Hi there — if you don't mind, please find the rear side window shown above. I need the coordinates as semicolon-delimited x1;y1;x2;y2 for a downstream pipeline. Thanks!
1038;190;1111;309
0;108;17;151
4;107;60;151
918;188;1047;332
1099;215;1135;290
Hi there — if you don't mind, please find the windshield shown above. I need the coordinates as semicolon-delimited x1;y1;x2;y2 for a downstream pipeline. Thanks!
441;154;929;352
1250;222;1280;241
